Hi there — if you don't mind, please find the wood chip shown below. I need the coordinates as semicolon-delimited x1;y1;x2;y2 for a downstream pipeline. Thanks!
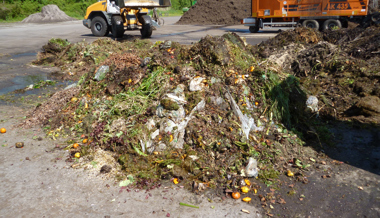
241;209;250;214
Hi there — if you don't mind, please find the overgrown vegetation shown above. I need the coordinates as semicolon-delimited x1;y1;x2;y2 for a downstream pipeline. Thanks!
0;0;97;21
0;0;192;22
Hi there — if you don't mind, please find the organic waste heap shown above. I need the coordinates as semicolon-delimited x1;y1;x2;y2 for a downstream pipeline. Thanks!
24;33;313;197
22;25;380;212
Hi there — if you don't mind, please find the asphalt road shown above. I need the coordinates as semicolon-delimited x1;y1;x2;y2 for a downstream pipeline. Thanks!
0;16;278;55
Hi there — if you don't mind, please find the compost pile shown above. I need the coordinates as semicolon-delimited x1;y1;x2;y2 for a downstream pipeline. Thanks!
21;25;380;211
21;5;76;23
252;26;380;124
23;33;319;206
176;0;251;25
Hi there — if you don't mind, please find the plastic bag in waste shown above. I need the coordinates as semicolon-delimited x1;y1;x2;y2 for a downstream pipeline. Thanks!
245;157;259;177
140;57;151;67
171;100;205;149
64;83;77;90
165;93;187;105
306;96;319;113
159;41;172;49
94;65;109;81
189;77;206;91
156;105;165;118
225;90;263;139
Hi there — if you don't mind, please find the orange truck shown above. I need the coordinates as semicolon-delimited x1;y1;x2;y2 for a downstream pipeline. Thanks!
242;0;371;32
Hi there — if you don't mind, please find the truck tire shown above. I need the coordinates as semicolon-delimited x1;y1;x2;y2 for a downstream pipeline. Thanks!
112;15;124;38
91;16;109;37
139;15;153;38
302;20;319;30
249;25;260;33
322;19;342;30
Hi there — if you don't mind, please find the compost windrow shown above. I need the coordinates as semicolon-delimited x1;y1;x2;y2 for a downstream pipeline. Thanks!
176;0;251;25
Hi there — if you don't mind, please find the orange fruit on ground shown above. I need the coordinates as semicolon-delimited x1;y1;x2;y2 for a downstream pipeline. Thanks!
242;197;252;202
74;152;81;158
241;186;250;193
232;192;241;199
82;138;88;144
73;143;79;149
0;128;6;133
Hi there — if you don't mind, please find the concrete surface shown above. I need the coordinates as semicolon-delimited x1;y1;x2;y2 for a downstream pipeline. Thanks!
0;17;278;54
0;105;262;218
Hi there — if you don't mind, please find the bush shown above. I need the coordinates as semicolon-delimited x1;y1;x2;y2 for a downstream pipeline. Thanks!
0;0;97;21
171;0;192;10
0;8;11;20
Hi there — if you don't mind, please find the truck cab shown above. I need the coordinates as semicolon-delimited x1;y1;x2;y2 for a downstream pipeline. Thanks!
83;0;171;38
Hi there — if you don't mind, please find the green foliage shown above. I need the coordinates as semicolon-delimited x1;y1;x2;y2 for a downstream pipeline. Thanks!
49;38;70;47
150;8;183;17
0;0;97;21
171;0;192;10
267;73;301;126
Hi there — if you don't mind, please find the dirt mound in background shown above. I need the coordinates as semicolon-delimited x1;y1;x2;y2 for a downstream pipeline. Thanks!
21;5;76;23
176;0;251;25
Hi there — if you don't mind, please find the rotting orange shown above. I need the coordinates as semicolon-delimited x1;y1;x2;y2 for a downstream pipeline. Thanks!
244;179;251;186
241;186;250;193
0;128;6;133
82;138;88;144
73;143;79;149
173;178;179;184
242;197;252;202
232;192;240;199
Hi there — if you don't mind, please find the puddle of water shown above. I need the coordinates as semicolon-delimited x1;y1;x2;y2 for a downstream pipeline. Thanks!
11;52;38;58
0;74;47;95
0;52;74;106
15;80;73;96
0;74;73;96
0;78;73;107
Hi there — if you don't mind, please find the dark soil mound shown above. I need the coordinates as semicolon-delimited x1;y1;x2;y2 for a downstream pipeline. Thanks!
251;26;380;124
176;0;251;25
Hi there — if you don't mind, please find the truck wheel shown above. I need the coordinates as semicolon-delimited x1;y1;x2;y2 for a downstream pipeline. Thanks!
140;15;153;38
249;25;260;33
91;16;109;37
322;19;342;30
112;15;124;38
302;20;319;30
